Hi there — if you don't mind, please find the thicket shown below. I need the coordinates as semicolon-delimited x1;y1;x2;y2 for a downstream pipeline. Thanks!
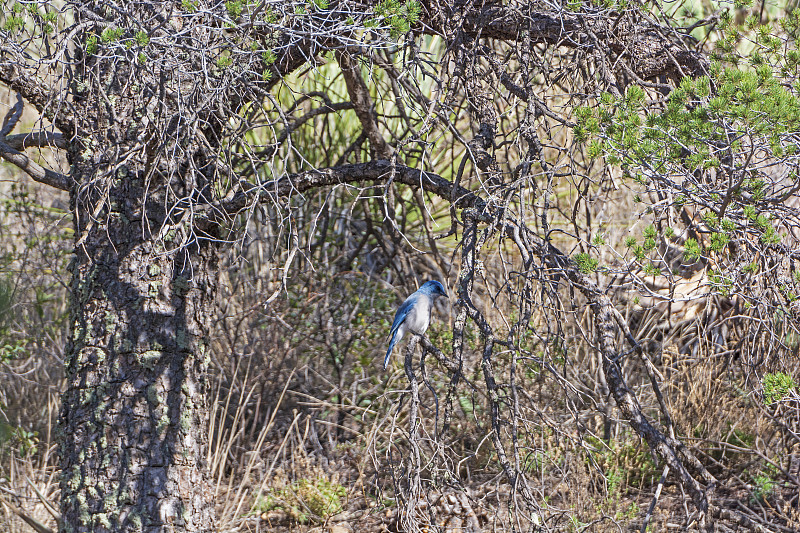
1;0;800;531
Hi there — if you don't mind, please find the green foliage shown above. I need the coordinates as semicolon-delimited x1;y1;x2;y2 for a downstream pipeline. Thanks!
134;30;149;46
1;2;57;34
683;238;701;263
585;435;658;497
574;252;598;274
708;269;733;296
760;225;781;245
0;424;38;458
262;7;278;23
181;0;198;12
709;231;730;252
751;467;777;503
100;26;124;43
720;218;735;232
573;14;800;283
642;262;661;276
3;14;24;32
225;0;244;18
262;49;276;65
762;372;796;406
216;53;233;69
566;0;582;11
374;0;421;39
254;478;346;523
0;339;25;363
587;140;603;159
86;34;98;54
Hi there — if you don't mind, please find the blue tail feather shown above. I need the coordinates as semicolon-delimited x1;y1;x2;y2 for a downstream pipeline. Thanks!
384;332;400;369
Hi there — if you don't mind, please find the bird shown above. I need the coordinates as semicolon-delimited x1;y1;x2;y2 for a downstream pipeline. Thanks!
384;280;448;369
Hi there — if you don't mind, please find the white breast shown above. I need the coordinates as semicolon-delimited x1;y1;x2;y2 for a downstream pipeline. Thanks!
404;295;431;335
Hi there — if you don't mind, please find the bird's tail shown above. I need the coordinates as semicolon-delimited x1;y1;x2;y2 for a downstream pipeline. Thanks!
384;333;399;369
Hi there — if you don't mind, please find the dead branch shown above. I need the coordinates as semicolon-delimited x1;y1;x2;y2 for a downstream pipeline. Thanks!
0;93;70;191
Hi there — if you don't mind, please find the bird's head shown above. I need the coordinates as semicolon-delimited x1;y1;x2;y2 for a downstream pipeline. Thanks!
421;280;447;298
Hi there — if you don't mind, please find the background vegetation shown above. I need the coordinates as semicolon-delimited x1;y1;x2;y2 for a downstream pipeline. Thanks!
2;0;800;531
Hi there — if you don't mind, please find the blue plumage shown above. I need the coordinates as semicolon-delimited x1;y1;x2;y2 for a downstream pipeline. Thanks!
384;280;448;369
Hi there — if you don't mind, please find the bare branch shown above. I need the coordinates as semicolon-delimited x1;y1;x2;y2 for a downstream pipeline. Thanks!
199;160;480;226
0;93;23;137
336;51;393;159
0;140;71;191
264;3;707;89
0;49;73;134
5;131;68;151
0;92;70;191
454;7;708;80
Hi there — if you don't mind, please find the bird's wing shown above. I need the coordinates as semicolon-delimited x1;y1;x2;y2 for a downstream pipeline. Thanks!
390;293;417;336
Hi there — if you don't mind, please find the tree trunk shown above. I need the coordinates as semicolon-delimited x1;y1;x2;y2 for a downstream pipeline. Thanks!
59;180;218;531
54;5;224;528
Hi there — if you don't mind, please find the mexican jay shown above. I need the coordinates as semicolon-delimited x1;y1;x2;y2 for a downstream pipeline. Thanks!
384;280;448;369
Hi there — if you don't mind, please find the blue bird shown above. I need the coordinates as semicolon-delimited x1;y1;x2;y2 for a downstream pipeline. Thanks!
384;280;448;369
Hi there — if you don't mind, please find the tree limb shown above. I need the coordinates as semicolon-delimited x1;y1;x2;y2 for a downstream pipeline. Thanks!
5;131;68;151
336;51;393;159
198;159;481;227
0;140;72;191
0;47;73;134
267;4;707;88
0;93;71;191
454;6;708;80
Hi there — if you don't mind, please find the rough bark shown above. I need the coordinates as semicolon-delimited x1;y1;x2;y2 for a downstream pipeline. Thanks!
54;4;221;530
59;174;219;532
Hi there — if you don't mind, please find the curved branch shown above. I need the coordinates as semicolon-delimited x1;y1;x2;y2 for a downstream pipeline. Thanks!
267;4;707;86
5;131;68;151
453;7;708;80
0;140;71;191
0;93;70;191
0;48;73;134
197;159;481;228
